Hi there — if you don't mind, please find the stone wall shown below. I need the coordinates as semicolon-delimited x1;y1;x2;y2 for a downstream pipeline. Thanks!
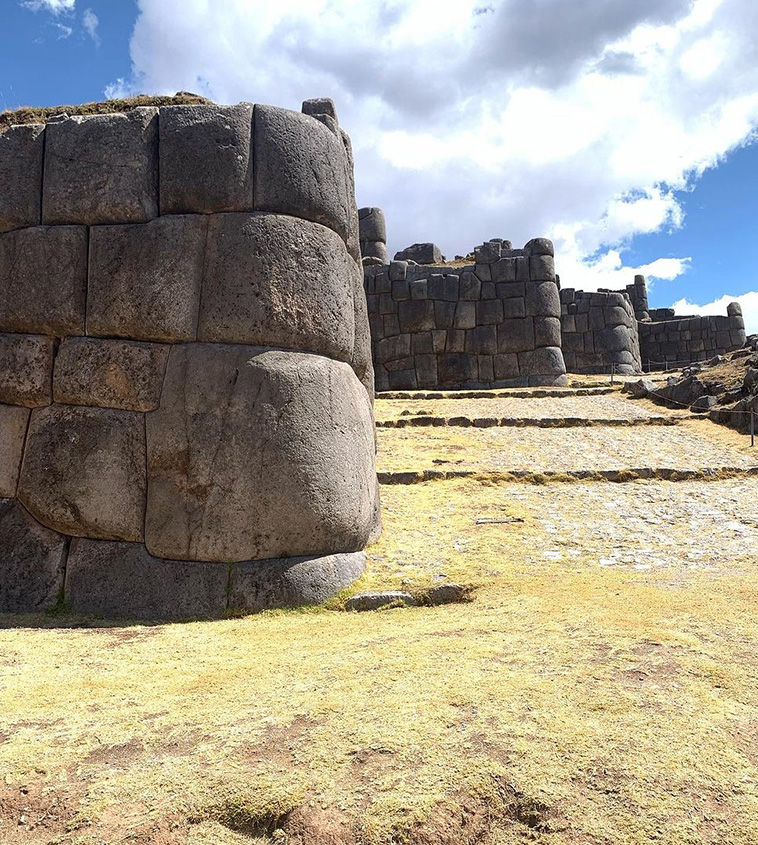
560;289;642;375
365;238;567;390
638;303;746;370
0;98;379;620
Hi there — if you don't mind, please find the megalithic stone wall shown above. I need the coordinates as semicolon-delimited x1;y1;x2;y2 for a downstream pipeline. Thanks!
638;303;746;370
358;207;389;263
560;289;642;375
364;238;567;390
0;98;379;621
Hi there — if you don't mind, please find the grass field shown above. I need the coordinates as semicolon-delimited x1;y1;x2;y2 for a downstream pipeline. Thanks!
2;391;758;844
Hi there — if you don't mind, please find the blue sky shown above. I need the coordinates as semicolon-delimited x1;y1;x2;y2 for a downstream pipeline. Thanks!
3;0;758;329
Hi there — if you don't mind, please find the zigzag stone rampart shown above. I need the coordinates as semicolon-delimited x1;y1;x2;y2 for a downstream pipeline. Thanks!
0;98;378;620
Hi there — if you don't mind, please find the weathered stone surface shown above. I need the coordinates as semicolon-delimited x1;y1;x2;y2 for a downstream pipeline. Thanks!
338;128;362;263
362;240;389;262
146;346;376;562
0;124;44;233
526;281;561;316
529;255;556;281
0;498;67;612
426;583;469;605
229;551;366;613
525;238;554;256
254;104;350;243
350;262;374;400
65;539;229;621
0;405;29;497
88;215;206;342
438;353;478;385
42;108;158;224
534;316;561;348
198;213;355;360
302;97;338;121
519;346;567;378
394;243;442;264
0;333;54;407
18;405;146;541
398;300;436;334
727;302;743;317
159;104;253;214
358;207;387;244
389;260;408;281
53;337;169;411
498;318;534;353
0;226;87;336
345;590;417;612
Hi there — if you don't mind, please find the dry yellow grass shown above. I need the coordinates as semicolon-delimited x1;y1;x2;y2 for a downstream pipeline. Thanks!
2;404;758;843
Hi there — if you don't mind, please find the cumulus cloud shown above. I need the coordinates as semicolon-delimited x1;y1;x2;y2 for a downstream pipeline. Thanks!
21;0;75;13
108;0;758;298
83;8;99;45
672;292;758;334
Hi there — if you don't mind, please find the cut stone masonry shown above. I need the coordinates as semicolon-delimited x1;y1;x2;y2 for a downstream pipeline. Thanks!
0;97;378;620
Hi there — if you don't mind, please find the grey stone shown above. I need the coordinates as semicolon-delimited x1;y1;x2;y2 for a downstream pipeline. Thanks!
389;260;408;281
230;551;366;614
394;243;442;264
502;298;526;319
466;326;497;355
415;354;438;386
534;316;562;348
159;104;253;214
198;213;355;362
494;353;519;380
53;337;170;411
0;124;44;233
345;590;417;611
498;318;534;353
339;128;361;263
18;405;146;542
475;264;492;282
376;334;411;362
525;281;561;317
492;258;516;283
410;279;428;300
0;405;29;497
529;255;556;281
388;369;417;390
519;346;567;378
0;333;54;407
459;271;481;300
351;263;374;399
399;300;436;333
454;301;476;329
145;346;376;562
476;300;503;326
358;207;386;243
88;215;206;343
412;333;434;354
42;108;158;224
438;354;478;385
362;241;389;262
428;274;459;301
727;302;743;317
524;238;554;256
474;242;500;264
434;301;457;329
302;97;338;121
0;498;67;612
65;538;229;621
692;394;718;412
362;255;385;267
446;329;466;353
254;104;350;244
392;279;410;301
0;226;87;336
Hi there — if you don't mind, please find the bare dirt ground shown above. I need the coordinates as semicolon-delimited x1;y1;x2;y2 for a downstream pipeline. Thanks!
2;386;758;844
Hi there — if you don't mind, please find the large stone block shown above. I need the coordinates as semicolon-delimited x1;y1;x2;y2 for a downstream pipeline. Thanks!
358;207;387;244
339;128;362;263
0;226;87;336
42;108;158;224
350;263;374;400
64;539;229;621
53;337;169;411
534;316;562;348
394;243;442;264
145;346;376;563
159;104;253;214
398;300;436;334
0;405;29;497
0;498;67;612
0;124;44;233
525;281;560;317
88;215;207;342
0;333;54;407
198;213;355;361
362;241;389;262
18;405;146;541
229;551;366;614
519;346;567;378
438;354;478;385
254;104;350;244
498;318;534;353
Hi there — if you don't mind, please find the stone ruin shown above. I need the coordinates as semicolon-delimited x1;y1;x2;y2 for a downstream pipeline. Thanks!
0;97;379;620
363;236;567;390
361;214;747;387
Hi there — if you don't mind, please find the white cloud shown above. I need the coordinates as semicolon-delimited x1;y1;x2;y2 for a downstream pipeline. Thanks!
108;0;758;293
21;0;75;13
672;292;758;334
83;8;100;46
52;21;72;38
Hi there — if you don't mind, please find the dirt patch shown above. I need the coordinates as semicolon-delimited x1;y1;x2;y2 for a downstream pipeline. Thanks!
0;780;79;844
85;737;144;766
